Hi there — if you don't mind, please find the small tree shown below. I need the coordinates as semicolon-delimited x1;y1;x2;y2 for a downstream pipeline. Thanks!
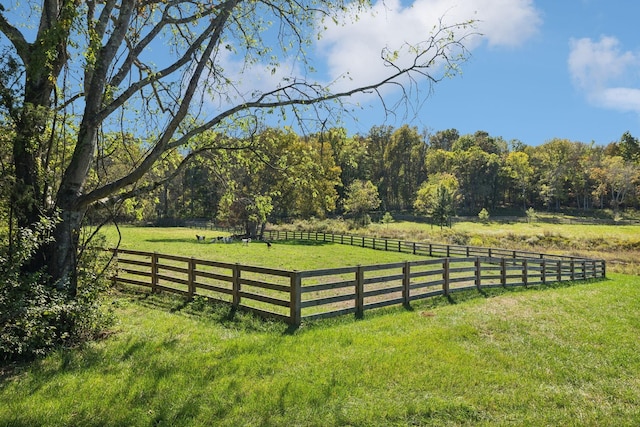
381;212;394;228
343;180;381;227
526;207;536;223
431;184;455;229
478;208;490;224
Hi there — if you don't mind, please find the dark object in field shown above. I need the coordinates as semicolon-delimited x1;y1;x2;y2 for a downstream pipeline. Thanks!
196;234;205;242
264;240;272;248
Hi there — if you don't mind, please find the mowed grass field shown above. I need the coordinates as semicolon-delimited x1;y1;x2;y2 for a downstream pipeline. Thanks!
97;225;429;270
1;224;639;426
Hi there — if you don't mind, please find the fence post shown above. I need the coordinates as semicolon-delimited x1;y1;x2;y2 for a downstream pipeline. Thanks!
232;263;241;308
355;265;364;319
501;258;507;287
290;271;302;326
188;257;196;299
541;259;546;284
413;242;417;255
522;259;528;287
571;260;576;281
402;261;411;308
151;252;159;293
557;260;562;282
443;258;450;296
110;249;118;287
475;257;481;291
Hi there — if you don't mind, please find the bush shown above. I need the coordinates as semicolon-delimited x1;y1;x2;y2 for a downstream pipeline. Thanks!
0;217;113;363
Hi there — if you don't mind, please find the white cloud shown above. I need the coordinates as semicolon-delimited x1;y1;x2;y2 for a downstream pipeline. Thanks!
568;36;640;114
209;0;542;119
317;0;542;89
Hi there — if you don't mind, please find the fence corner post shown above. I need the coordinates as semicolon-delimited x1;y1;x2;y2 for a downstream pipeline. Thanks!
290;271;302;326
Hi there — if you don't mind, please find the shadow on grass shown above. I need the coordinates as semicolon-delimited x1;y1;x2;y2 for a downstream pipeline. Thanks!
271;239;332;247
115;274;610;337
122;288;289;335
144;237;201;243
299;277;610;330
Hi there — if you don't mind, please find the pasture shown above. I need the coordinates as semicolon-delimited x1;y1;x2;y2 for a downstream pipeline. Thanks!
1;223;638;426
97;225;430;270
1;273;639;426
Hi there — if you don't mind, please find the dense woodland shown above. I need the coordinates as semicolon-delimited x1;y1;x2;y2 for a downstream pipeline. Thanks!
79;125;640;231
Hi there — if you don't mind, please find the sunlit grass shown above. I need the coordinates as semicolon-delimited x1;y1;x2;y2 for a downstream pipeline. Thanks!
2;224;638;425
1;274;639;426
96;225;426;270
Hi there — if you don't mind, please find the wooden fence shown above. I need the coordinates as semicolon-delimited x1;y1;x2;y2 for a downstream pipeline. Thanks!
261;230;595;262
112;235;606;325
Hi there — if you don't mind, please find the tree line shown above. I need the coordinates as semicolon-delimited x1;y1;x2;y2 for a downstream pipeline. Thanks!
85;125;640;232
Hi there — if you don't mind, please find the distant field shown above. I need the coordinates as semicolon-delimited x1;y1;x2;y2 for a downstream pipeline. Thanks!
369;219;640;241
363;220;640;275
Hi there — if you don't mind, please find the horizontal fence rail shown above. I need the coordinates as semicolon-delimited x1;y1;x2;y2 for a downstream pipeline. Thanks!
261;230;596;262
112;233;606;326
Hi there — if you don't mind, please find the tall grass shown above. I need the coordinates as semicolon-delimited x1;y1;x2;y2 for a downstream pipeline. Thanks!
1;274;639;426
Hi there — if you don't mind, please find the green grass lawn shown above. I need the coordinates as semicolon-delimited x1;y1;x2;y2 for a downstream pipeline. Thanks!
97;225;428;270
1;274;639;426
2;224;639;426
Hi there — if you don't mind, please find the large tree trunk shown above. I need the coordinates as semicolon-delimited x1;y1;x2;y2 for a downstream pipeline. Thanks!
47;207;85;295
12;104;53;274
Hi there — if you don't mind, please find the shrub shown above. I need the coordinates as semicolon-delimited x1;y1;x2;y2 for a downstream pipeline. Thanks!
0;217;113;363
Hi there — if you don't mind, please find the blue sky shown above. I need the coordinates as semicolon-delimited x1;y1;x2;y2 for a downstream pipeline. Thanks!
305;0;640;146
3;0;638;147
